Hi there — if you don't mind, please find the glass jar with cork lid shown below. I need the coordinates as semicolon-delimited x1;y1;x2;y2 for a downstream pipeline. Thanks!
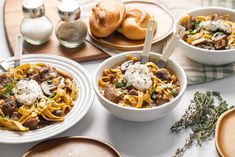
55;0;87;48
20;0;53;45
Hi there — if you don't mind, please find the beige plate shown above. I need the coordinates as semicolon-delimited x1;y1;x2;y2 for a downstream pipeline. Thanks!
88;0;174;50
216;108;235;157
22;136;122;157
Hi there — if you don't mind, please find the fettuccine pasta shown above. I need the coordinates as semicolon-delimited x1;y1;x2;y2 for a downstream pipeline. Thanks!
0;63;78;131
180;14;235;50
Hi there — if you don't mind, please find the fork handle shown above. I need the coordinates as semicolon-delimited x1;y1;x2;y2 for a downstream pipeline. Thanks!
141;19;157;64
14;35;23;67
160;26;185;62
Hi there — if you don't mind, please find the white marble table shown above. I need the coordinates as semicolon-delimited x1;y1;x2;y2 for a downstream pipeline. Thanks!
0;0;234;157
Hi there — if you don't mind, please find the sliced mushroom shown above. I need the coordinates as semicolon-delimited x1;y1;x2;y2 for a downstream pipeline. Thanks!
212;34;228;50
53;110;63;116
41;68;58;82
39;66;50;74
120;60;133;72
191;38;207;46
29;74;41;82
41;81;57;96
128;89;138;95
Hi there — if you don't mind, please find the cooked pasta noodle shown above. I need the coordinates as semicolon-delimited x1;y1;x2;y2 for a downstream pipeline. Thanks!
0;63;78;131
98;55;180;108
180;14;235;50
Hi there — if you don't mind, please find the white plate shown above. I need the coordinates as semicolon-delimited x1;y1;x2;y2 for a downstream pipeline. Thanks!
0;54;94;143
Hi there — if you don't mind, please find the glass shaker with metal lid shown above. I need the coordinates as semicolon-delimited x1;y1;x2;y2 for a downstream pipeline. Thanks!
20;0;53;45
55;0;87;48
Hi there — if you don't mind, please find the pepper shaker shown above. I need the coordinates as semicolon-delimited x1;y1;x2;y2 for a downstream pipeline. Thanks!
55;0;87;48
20;0;53;45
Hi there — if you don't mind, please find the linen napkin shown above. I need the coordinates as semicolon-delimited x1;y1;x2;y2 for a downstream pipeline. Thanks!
80;0;235;85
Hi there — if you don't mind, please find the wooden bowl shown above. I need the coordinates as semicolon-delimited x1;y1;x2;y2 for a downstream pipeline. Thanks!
215;108;235;157
22;136;122;157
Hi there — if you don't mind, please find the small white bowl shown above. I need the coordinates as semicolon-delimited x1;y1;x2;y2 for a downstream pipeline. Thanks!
174;7;235;65
93;51;187;122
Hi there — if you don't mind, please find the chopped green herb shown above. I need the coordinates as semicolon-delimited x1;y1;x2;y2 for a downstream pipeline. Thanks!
194;22;201;29
47;80;53;84
160;83;172;89
151;93;158;101
115;82;126;88
5;83;14;97
5;92;11;97
23;77;30;81
5;83;12;92
49;92;56;98
169;89;179;97
189;29;198;35
116;89;123;96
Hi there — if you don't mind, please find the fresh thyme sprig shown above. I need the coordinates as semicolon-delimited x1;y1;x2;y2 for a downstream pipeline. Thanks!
171;91;233;157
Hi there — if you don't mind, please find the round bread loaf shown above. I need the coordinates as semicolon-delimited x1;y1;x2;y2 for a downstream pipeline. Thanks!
89;0;126;38
120;9;157;40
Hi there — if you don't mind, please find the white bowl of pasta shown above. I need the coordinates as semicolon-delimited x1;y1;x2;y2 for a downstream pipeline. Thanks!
93;51;187;122
174;7;235;65
0;54;94;143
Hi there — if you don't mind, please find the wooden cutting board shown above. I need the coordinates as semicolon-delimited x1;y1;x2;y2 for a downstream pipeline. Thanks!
3;0;109;62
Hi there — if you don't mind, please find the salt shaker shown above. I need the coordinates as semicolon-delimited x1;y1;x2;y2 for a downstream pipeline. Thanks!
20;0;53;45
55;0;87;48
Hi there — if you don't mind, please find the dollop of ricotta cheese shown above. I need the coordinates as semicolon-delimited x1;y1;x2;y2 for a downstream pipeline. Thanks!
15;80;43;105
124;64;152;90
202;20;231;33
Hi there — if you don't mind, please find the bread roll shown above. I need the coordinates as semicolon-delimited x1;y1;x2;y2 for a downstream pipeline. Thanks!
120;9;157;40
89;0;126;38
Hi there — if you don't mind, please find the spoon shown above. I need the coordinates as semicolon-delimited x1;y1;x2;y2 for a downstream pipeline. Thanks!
0;35;23;71
141;19;157;64
156;26;185;68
